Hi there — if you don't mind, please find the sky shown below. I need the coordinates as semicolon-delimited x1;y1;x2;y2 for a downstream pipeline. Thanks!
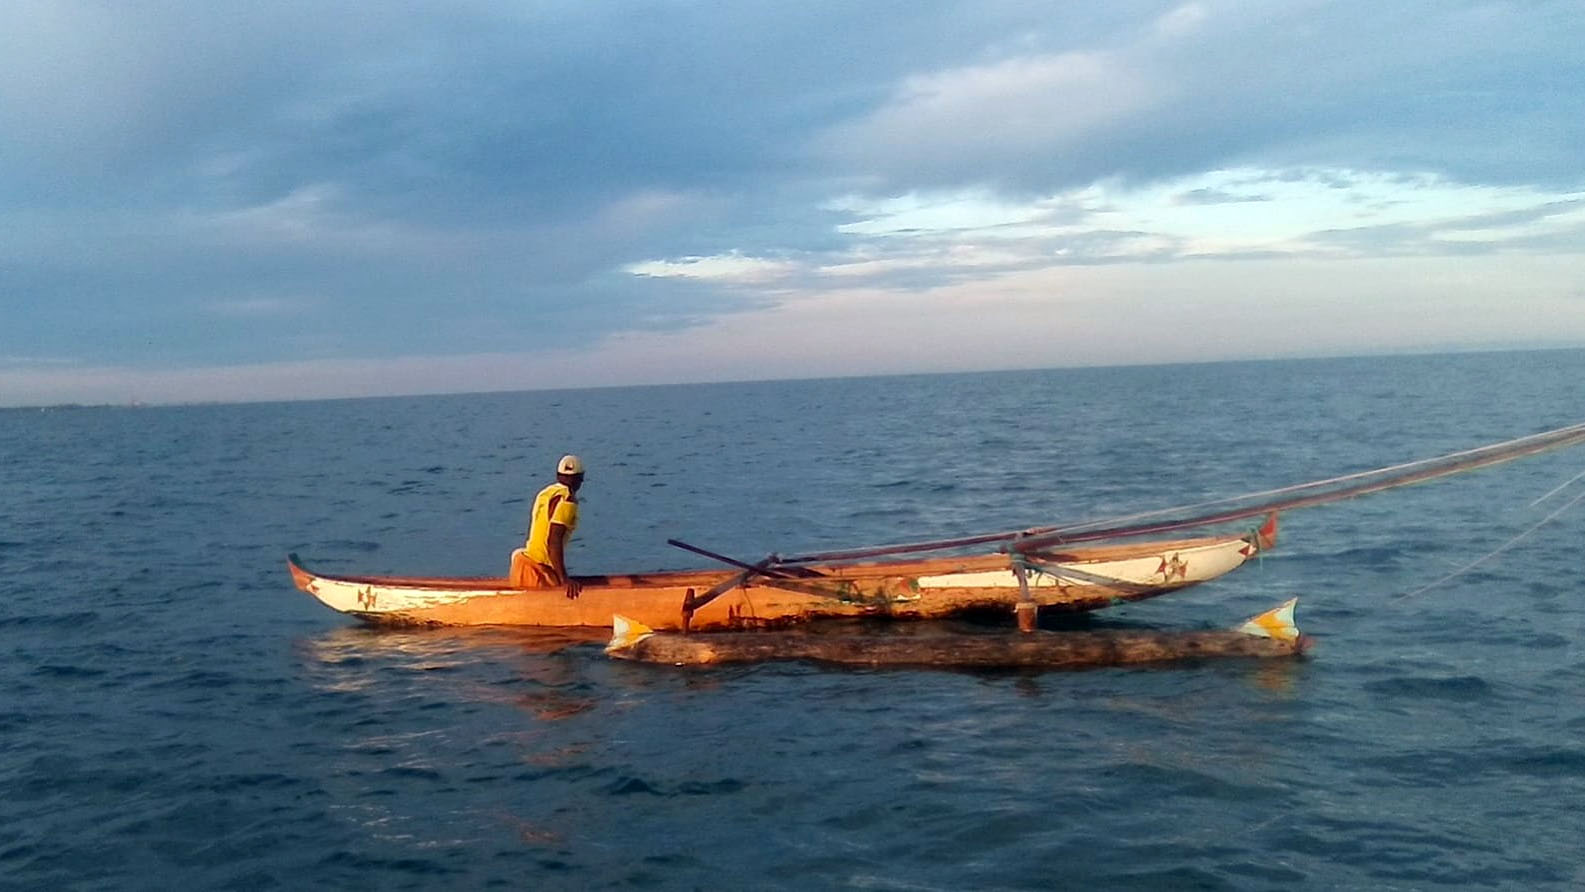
2;0;1583;407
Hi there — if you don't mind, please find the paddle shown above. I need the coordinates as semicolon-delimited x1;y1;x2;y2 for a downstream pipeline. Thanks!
666;538;821;578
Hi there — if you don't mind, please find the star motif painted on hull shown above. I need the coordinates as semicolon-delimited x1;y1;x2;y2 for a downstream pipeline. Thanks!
1155;553;1188;581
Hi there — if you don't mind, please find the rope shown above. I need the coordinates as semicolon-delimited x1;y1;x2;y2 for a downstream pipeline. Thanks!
775;418;1585;565
1054;420;1585;537
1528;465;1585;508
1394;484;1585;601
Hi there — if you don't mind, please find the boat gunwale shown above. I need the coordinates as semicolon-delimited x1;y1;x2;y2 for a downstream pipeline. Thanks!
287;530;1257;593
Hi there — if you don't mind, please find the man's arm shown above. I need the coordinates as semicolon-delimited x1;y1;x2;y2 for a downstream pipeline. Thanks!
547;523;582;599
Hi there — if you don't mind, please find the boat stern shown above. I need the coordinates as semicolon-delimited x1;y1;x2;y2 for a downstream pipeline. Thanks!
286;553;379;616
1249;513;1279;552
286;553;316;593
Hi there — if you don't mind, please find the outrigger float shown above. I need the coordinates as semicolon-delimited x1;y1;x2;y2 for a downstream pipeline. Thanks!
605;599;1310;669
287;516;1274;631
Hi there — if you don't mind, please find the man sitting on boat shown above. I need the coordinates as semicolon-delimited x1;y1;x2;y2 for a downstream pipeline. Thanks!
511;454;584;599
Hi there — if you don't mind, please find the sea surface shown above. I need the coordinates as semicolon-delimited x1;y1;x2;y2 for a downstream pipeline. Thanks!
4;350;1585;890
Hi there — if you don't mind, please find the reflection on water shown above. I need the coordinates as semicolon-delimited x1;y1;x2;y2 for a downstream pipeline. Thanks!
495;811;564;846
1249;655;1307;694
296;623;608;725
301;623;605;663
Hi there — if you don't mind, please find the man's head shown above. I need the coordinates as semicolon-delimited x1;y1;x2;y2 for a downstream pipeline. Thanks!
556;454;585;491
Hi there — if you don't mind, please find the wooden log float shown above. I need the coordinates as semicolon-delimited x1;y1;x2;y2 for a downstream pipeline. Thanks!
605;599;1311;669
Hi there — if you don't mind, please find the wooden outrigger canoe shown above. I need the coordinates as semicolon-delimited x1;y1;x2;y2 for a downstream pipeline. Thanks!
288;421;1585;632
287;515;1275;631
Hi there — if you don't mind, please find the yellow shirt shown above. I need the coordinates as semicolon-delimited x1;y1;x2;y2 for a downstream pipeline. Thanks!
524;482;579;565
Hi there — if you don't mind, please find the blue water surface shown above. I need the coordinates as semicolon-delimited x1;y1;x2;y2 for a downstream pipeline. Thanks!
3;350;1585;889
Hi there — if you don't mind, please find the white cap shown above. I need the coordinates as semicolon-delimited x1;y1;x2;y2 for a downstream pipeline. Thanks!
557;454;584;475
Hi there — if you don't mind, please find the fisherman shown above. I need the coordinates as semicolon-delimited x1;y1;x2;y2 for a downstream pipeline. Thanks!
511;454;584;599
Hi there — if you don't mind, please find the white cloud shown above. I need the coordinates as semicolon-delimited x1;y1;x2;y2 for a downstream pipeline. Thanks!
817;50;1157;177
622;167;1585;302
1151;3;1210;40
625;252;799;284
817;244;1040;278
820;168;1585;266
826;190;1052;236
206;184;344;243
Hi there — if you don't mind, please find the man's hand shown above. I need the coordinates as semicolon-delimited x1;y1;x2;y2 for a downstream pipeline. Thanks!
565;578;582;600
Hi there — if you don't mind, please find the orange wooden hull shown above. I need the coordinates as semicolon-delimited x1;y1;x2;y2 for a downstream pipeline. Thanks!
288;519;1273;631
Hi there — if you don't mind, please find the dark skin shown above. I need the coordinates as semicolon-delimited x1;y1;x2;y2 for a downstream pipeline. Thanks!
546;471;584;600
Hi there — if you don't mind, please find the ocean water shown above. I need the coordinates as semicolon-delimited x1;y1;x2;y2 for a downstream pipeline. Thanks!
3;350;1585;890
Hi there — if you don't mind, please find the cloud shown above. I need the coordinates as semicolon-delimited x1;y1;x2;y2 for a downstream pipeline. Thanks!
624;169;1585;293
10;251;1584;408
2;1;1584;406
816;1;1585;193
1174;188;1272;206
816;50;1157;191
626;253;800;284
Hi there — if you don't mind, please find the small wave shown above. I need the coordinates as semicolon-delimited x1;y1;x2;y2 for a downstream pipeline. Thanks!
31;664;106;679
1091;866;1228;888
317;850;459;876
1359;748;1487;786
1097;761;1285;803
843;507;916;519
0;610;100;629
603;775;745;797
207;772;303;792
1362;675;1493;701
605;775;661;796
1496;746;1585;777
146;669;239;690
307;540;382;554
381;765;445;782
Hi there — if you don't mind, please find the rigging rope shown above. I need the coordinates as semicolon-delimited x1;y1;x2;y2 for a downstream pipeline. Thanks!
775;419;1585;565
1394;484;1585;601
1528;465;1585;508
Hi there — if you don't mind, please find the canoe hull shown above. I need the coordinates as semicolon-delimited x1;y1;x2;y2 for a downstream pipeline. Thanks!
288;522;1272;630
